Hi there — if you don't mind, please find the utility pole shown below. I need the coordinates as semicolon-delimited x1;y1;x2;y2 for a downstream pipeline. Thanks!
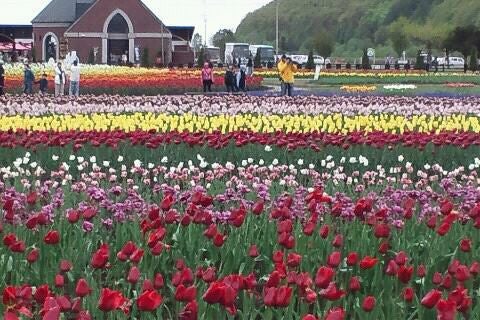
161;23;165;65
203;0;207;46
276;0;279;54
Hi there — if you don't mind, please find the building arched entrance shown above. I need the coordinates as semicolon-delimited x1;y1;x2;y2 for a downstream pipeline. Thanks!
102;9;134;64
42;32;59;62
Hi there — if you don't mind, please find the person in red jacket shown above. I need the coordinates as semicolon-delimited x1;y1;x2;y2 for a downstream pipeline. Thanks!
201;62;214;93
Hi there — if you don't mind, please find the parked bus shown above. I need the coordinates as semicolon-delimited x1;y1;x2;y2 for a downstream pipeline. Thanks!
249;45;275;65
205;46;221;65
225;43;250;66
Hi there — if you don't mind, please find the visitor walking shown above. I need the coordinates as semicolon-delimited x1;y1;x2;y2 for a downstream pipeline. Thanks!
277;55;287;95
224;65;236;93
0;60;4;96
278;57;298;97
201;62;214;93
55;62;66;97
23;64;35;94
69;60;81;97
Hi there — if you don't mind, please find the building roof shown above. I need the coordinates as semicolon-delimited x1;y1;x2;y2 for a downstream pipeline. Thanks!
32;0;95;24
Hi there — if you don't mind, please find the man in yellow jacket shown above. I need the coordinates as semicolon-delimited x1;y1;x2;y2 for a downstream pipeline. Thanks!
278;57;298;96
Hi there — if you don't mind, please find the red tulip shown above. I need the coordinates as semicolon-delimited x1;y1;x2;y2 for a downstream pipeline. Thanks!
327;251;341;268
67;210;80;223
90;244;109;269
315;266;335;289
460;238;472;252
374;223;390;238
403;287;414;302
324;307;346;320
26;191;38;205
378;241;390;254
179;300;198;320
9;241;25;253
395;251;408;265
153;273;164;289
75;279;91;297
252;199;264;215
437;222;451;236
319;282;345;301
60;260;72;272
441;274;452;290
55;274;64;287
33;284;50;304
98;288;128;312
287;252;302;268
319;225;329;239
302;314;318;320
43;230;60;245
332;234;343;247
397;265;414;284
346;252;358;266
359;256;378;270
175;284;197;302
213;233;226;247
127;266;141;284
454;265;470;282
421;289;442;309
436;299;456;320
3;233;17;247
27;248;39;264
470;261;480;276
349;276;361;292
362;296;376;312
417;264;426;278
432;272;443;285
385;260;398;276
4;311;19;320
248;245;259;258
137;289;162;311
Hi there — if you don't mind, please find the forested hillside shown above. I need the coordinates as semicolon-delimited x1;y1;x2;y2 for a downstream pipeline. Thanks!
235;0;480;58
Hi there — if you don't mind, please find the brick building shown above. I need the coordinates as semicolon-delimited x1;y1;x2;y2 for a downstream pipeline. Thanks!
32;0;194;65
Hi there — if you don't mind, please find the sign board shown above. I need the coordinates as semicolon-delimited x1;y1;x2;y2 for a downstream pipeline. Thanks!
59;39;69;59
367;48;375;57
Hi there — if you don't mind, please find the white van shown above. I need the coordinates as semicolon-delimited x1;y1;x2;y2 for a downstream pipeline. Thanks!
437;57;465;67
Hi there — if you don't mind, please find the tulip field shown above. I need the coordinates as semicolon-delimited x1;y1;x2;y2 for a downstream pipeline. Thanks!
2;64;264;95
2;92;480;320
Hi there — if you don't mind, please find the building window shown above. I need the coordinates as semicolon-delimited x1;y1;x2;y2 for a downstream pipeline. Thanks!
107;14;129;34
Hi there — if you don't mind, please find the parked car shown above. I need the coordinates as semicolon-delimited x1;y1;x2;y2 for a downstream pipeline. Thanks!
437;57;465;67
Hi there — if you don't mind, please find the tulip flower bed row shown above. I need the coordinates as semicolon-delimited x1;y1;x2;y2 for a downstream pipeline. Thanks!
1;150;480;320
2;64;263;95
1;111;479;134
4;95;480;117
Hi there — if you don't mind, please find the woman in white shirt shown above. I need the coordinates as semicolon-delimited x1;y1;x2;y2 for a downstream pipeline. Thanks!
55;62;66;97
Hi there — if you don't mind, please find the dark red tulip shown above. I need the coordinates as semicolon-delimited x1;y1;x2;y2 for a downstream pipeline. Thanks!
252;199;264;215
374;223;390;238
319;225;329;239
248;245;259;258
324;307;346;320
213;233;226;247
319;282;345;301
60;260;72;272
403;287;414;302
346;252;358;266
455;265;471;282
349;276;361;292
127;266;141;284
417;264;426;278
90;244;109;269
332;234;343;248
55;274;65;287
43;230;60;245
175;284;197;302
397;265;414;284
287;252;302;268
153;273;164;289
27;248;39;264
362;296;376;312
460;238;472;252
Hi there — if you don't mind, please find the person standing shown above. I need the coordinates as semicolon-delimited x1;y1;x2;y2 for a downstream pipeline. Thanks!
0;60;4;96
277;55;287;95
69;60;81;97
246;57;253;76
201;62;214;93
23;64;35;94
55;62;66;97
237;66;247;92
278;57;297;97
224;65;236;93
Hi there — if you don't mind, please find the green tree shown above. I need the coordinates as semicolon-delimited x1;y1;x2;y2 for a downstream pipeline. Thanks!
192;33;203;53
88;48;95;64
212;29;236;62
470;47;478;72
414;50;425;70
254;50;262;68
306;50;315;70
389;18;409;57
361;48;370;69
197;47;205;68
444;25;479;58
313;32;335;63
141;48;151;68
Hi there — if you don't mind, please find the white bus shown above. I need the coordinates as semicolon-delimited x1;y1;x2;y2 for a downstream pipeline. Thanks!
225;43;250;66
249;45;275;65
205;47;221;65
